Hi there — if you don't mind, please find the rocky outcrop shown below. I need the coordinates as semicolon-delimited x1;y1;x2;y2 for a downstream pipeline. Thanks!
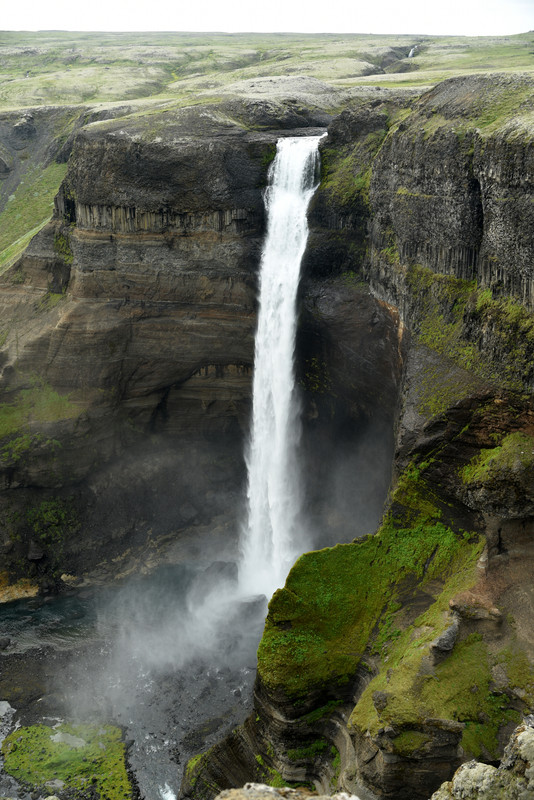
214;784;370;800
431;718;534;799
368;74;534;304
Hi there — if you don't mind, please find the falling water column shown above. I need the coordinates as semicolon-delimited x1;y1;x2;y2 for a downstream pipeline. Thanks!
239;135;323;599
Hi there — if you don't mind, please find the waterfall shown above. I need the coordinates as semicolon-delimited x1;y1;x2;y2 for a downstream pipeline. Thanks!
238;135;323;599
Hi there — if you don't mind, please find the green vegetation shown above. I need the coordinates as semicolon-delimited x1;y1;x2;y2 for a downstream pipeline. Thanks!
260;142;277;172
402;264;534;403
329;746;341;790
53;231;73;264
356;33;534;89
321;151;373;209
392;730;431;756
300;357;332;394
37;291;66;312
257;458;483;698
416;363;480;420
184;747;233;798
320;129;387;211
350;619;520;760
0;432;60;464
0;376;80;442
0;163;67;272
287;738;329;761
467;80;534;134
256;442;533;760
461;431;534;484
255;753;291;788
497;643;534;707
27;497;79;550
380;242;400;265
0;31;532;111
302;700;343;724
185;752;205;781
2;723;132;800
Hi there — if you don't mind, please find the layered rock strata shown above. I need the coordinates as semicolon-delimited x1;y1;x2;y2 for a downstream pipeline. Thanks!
0;107;274;584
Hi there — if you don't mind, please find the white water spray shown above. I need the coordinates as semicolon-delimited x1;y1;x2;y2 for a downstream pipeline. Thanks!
239;135;323;598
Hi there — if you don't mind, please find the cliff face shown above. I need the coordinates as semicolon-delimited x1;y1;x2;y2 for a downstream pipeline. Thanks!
0;106;272;585
182;75;534;800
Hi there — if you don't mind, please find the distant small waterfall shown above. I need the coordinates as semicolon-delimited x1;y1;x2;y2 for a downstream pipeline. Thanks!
238;135;322;598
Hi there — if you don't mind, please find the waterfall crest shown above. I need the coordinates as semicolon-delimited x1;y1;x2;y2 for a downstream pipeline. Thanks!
238;135;323;598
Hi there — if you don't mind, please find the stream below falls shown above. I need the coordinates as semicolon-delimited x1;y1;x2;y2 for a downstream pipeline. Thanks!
0;561;267;799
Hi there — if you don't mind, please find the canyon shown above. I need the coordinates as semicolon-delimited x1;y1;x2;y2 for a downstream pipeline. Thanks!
0;30;533;800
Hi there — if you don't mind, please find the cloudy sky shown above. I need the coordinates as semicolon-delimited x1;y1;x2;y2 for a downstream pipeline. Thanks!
1;0;533;36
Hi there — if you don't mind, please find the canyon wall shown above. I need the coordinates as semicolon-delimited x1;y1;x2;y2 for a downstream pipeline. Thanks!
0;106;268;586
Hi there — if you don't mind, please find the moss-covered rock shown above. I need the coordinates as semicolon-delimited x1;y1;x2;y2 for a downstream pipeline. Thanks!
2;722;133;799
257;521;482;705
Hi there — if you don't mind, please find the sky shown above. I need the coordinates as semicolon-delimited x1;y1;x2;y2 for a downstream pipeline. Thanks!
1;0;533;36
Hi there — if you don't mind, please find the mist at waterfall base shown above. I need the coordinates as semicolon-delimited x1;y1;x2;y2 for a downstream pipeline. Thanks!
65;563;266;800
0;564;263;800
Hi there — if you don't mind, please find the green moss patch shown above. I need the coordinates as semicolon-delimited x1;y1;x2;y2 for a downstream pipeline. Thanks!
53;231;73;264
257;461;482;699
0;163;67;272
392;730;431;756
27;497;80;550
350;619;520;760
496;643;534;706
2;723;132;799
320;129;386;211
254;445;534;764
404;264;534;399
461;431;534;485
287;738;329;761
255;753;292;788
302;699;343;723
0;376;81;442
